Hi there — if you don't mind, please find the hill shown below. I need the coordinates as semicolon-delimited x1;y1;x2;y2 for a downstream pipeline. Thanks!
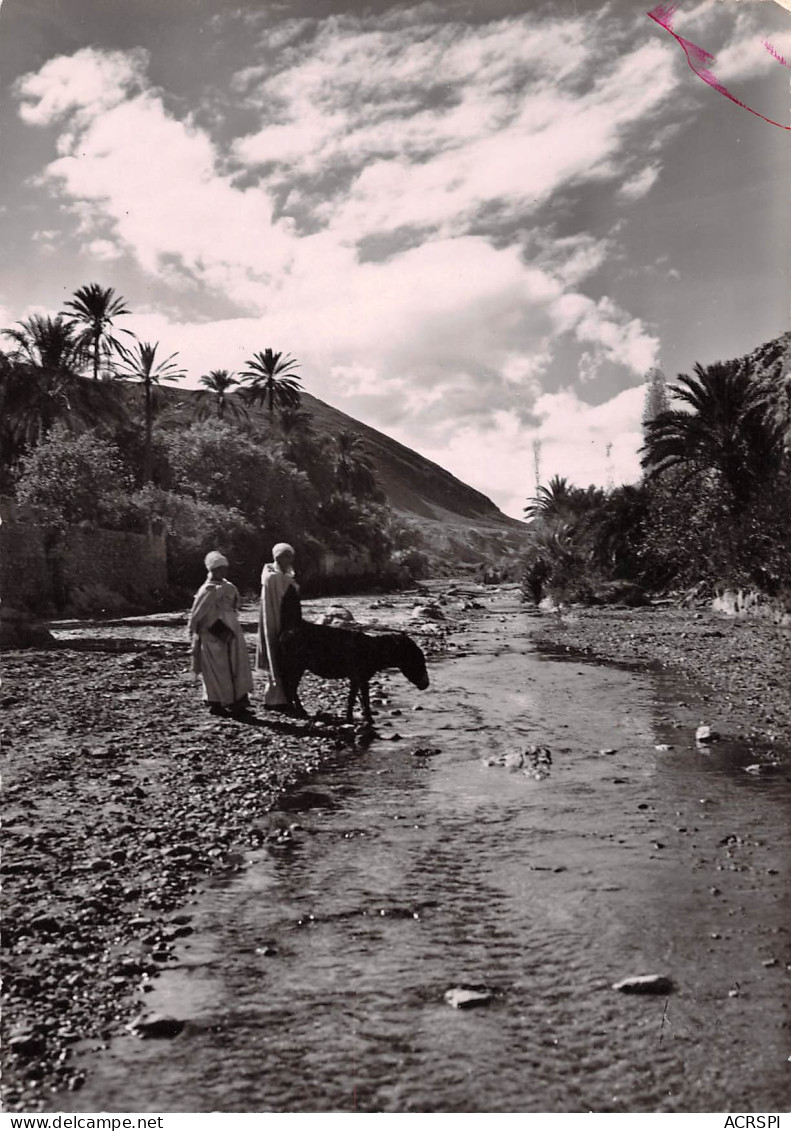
163;386;528;570
297;392;528;566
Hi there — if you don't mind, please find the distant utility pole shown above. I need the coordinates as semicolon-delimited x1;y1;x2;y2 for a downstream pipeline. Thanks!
532;438;542;497
605;440;614;491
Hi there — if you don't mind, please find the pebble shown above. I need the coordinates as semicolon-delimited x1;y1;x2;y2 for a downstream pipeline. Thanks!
444;987;494;1010
612;974;673;995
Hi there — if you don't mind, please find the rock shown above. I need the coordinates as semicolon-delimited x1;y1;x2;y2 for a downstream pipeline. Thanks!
8;1032;47;1058
598;748;617;756
612;974;673;995
411;603;445;621
411;746;441;758
654;744;673;752
695;725;719;744
319;606;355;625
444;987;494;1010
591;580;649;607
129;1012;185;1039
0;606;55;648
744;762;782;776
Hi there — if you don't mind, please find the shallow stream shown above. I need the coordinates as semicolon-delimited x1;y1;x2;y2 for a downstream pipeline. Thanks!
59;589;790;1112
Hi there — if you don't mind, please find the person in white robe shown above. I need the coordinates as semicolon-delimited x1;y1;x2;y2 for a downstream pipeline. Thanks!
256;542;301;709
188;551;254;716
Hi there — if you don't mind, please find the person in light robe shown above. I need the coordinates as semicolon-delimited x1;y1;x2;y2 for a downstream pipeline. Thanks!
188;551;254;716
256;542;302;709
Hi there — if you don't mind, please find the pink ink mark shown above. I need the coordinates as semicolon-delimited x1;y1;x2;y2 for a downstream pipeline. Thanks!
648;4;791;131
763;39;791;69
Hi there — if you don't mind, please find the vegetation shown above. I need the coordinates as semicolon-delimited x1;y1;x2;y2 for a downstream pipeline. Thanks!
61;284;131;382
240;349;302;415
113;340;186;484
14;426;135;530
193;370;248;424
521;337;791;606
0;281;428;601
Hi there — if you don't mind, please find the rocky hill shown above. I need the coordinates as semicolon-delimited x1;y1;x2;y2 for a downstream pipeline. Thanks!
298;392;527;567
163;386;528;570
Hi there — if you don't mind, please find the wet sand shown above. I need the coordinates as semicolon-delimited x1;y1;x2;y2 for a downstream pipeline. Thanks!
531;602;791;753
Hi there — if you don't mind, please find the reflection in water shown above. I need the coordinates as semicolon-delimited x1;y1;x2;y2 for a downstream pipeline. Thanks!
61;593;791;1113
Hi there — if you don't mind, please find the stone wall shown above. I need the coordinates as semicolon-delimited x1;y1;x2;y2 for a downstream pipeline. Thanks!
0;500;168;615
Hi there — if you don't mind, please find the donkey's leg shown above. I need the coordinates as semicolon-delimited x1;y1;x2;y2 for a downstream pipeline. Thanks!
360;679;373;724
346;679;359;723
283;663;308;716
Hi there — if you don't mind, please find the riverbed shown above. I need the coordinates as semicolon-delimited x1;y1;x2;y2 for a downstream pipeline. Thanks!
52;587;791;1113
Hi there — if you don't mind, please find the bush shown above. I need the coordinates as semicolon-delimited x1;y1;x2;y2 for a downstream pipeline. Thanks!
14;426;135;529
131;485;258;588
160;420;318;533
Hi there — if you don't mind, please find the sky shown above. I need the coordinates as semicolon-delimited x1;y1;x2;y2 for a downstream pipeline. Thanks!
1;0;789;518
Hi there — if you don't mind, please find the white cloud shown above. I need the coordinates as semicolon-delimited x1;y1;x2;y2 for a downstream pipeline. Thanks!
619;164;661;201
16;48;148;127
392;385;647;519
12;10;680;514
85;238;124;261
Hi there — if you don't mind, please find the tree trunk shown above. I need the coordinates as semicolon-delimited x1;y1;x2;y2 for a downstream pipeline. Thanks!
143;380;153;483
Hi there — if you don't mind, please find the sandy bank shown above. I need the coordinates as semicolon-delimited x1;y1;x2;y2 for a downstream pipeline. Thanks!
530;603;791;754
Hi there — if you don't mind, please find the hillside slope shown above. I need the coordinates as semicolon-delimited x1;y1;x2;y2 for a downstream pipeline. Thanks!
164;386;528;566
298;391;528;567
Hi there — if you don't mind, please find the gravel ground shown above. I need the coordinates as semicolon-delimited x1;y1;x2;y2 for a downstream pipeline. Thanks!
530;603;791;754
0;616;449;1112
4;592;789;1110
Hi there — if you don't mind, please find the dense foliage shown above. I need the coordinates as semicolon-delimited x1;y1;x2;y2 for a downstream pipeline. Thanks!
522;336;791;605
0;282;424;598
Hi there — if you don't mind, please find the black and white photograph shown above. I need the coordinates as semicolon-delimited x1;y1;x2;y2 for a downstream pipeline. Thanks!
1;0;790;1117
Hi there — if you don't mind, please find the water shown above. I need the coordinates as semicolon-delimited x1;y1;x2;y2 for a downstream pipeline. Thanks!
59;590;791;1112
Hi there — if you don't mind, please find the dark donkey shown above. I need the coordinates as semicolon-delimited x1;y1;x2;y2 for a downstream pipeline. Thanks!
278;621;429;722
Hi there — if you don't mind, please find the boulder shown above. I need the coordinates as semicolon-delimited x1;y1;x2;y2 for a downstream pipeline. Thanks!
411;603;445;621
128;1012;185;1039
0;606;55;649
319;605;355;625
612;974;673;995
695;724;719;744
444;987;494;1010
591;580;649;607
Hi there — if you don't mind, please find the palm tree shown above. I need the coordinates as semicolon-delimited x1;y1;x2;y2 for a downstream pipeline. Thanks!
193;369;248;423
115;340;185;482
333;430;378;497
588;483;649;577
277;406;315;438
240;349;302;415
640;359;784;508
524;475;579;521
61;284;131;381
1;315;122;453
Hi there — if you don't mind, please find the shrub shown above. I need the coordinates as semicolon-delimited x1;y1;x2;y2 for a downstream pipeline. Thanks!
130;485;258;588
14;426;135;529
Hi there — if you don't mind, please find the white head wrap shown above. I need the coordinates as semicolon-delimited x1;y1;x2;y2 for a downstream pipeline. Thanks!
204;550;229;571
272;542;295;561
